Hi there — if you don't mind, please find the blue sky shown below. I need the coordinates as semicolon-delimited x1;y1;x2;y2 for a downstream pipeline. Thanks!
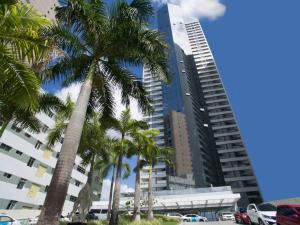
45;0;300;201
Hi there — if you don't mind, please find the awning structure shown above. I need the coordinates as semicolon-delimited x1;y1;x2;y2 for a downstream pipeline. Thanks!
93;186;240;212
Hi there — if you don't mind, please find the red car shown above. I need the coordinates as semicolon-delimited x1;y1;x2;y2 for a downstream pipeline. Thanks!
234;208;250;224
277;204;300;225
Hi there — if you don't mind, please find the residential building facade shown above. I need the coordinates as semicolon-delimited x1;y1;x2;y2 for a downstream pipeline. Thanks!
141;67;168;192
142;3;263;206
0;112;90;212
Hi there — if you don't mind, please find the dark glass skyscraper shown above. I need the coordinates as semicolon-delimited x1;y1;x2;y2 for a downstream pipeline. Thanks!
143;3;263;206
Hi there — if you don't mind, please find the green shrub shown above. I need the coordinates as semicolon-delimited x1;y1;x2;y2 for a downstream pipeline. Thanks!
87;220;108;225
59;221;67;225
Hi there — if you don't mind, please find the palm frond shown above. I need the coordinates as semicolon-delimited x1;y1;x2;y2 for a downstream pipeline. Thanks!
122;162;131;179
0;45;40;110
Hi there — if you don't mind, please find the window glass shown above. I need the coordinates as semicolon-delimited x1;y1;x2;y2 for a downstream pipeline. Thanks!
257;204;276;211
0;216;12;222
283;208;296;217
101;209;108;214
90;209;100;214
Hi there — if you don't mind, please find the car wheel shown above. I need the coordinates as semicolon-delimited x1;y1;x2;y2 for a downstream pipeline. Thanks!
183;219;188;222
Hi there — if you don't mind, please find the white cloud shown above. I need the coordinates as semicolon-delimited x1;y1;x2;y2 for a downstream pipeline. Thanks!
100;179;134;201
54;84;143;124
55;83;82;102
153;0;226;21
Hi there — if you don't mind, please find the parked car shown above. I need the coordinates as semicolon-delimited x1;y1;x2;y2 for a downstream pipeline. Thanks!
181;214;208;222
220;212;235;221
0;214;21;225
165;212;183;220
234;208;249;224
88;208;108;220
247;203;277;225
277;204;300;225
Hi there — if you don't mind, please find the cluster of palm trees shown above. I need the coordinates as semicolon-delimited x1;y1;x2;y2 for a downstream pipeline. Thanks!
0;0;172;225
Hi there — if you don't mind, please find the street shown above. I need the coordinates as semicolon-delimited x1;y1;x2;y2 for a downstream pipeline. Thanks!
181;221;237;225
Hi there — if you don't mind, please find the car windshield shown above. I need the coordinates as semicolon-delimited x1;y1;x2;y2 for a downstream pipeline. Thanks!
223;213;232;215
257;204;276;211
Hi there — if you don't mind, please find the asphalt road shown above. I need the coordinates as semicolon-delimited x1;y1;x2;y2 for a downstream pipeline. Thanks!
181;221;236;225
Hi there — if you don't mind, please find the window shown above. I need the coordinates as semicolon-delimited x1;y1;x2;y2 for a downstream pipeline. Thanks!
17;178;26;189
11;124;22;133
0;143;12;151
75;180;81;187
70;195;77;202
25;133;31;138
16;150;23;155
42;125;49;133
257;203;276;211
101;209;108;214
35;141;42;149
56;152;60;159
3;173;12;178
46;111;54;118
6;200;17;209
27;157;35;167
45;185;49;192
0;215;13;222
77;166;86;174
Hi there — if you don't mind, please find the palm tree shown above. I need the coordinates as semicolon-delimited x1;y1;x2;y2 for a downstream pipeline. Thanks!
0;93;64;138
108;108;147;225
46;94;75;148
38;0;169;223
72;111;110;222
0;1;51;110
131;128;161;221
97;149;131;221
143;132;174;220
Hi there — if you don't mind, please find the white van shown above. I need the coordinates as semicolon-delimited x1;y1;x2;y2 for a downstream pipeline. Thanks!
89;208;108;220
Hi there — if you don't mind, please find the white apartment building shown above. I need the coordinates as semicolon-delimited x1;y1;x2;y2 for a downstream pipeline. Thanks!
23;0;58;20
0;112;88;213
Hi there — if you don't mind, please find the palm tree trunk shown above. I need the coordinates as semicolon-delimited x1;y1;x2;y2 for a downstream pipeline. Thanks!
107;165;116;221
37;78;93;225
147;165;154;220
133;155;141;221
0;119;10;138
109;154;123;225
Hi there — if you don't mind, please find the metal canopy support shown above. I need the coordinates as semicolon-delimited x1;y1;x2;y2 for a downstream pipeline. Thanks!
161;202;167;210
176;202;180;209
191;201;193;209
218;199;224;209
204;200;208;217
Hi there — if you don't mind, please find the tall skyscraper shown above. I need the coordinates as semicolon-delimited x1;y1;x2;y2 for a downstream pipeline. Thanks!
142;3;263;206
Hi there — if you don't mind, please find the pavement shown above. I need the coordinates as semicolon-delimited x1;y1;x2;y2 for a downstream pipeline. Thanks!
181;221;236;225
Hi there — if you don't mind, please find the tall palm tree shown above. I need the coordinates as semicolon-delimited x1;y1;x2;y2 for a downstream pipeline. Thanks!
108;108;147;225
38;0;169;224
143;132;174;220
97;149;131;221
72;111;110;222
131;128;161;221
0;1;51;110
